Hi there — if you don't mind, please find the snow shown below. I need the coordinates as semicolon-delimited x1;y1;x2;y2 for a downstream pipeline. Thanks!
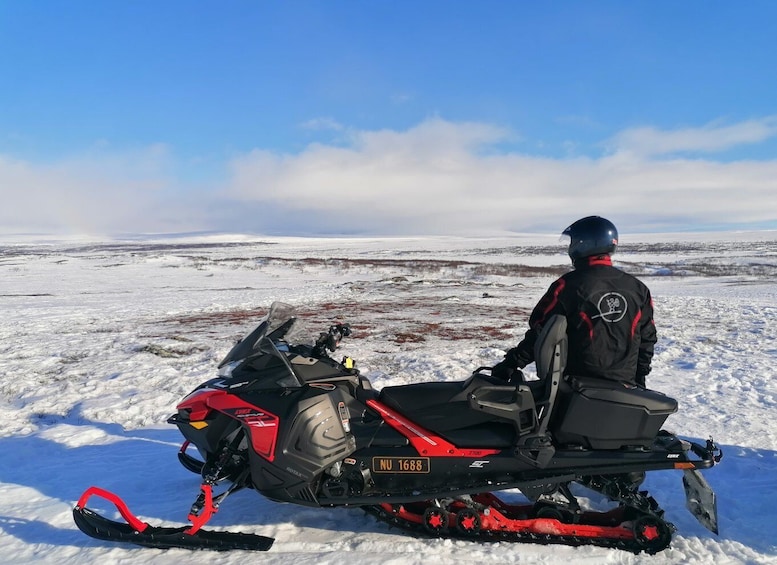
1;234;776;564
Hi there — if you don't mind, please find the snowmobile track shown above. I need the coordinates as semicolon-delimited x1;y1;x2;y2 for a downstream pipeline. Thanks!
363;501;672;555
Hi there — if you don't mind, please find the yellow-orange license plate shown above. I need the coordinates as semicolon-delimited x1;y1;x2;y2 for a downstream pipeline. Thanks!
372;457;430;474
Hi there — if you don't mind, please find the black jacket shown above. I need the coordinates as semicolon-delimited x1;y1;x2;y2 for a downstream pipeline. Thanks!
507;255;656;387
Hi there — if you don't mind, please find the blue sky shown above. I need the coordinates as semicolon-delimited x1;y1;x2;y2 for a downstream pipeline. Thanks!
1;1;776;237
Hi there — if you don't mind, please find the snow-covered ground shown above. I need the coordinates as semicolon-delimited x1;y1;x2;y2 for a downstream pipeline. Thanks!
1;233;776;564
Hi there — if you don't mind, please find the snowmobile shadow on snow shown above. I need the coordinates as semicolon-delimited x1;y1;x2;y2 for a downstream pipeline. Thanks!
7;438;772;553
0;411;198;549
0;407;381;550
0;515;83;549
70;302;726;554
632;442;777;555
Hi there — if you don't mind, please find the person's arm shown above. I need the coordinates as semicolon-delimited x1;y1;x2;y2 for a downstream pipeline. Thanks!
504;277;567;368
636;291;657;387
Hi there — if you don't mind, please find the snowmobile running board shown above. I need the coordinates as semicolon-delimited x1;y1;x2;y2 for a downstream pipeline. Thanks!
72;486;274;551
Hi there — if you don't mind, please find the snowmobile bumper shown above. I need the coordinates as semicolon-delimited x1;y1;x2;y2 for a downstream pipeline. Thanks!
72;486;274;551
177;439;206;474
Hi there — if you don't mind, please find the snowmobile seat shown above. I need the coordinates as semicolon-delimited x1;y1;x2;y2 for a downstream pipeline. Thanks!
378;375;536;448
379;381;466;415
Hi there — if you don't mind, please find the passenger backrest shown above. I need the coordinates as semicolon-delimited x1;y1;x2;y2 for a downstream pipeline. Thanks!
534;314;568;382
532;315;568;436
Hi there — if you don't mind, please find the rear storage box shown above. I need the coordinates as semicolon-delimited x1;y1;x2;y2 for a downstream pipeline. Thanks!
553;377;678;449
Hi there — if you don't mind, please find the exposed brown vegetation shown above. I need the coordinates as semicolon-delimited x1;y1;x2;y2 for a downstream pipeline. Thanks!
162;297;528;344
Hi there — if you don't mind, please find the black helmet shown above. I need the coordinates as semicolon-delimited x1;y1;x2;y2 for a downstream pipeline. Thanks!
561;216;618;261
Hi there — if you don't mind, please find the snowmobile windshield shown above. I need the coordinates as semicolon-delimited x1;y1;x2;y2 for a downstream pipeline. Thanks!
217;302;314;368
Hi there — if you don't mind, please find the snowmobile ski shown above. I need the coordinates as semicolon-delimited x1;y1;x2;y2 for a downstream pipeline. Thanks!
72;486;274;551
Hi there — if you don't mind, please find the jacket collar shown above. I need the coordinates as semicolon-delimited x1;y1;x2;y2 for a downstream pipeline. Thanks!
574;254;612;269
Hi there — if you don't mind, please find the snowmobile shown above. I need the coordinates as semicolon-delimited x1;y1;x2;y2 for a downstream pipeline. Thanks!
73;301;721;554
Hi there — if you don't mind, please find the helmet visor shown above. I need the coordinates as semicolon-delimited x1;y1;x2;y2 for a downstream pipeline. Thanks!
559;224;573;246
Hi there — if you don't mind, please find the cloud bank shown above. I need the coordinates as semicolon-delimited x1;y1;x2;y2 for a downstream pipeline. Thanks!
0;144;206;235
226;117;777;234
2;117;777;237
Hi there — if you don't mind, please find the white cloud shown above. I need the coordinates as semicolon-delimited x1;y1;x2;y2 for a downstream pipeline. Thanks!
0;145;202;235
227;119;515;232
226;118;777;234
299;117;345;131
606;116;777;157
2;118;776;237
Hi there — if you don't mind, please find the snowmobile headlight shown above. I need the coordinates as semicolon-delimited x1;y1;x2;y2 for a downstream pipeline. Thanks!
217;360;241;378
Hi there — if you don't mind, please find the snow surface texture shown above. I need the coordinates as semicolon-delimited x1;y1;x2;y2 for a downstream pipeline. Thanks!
1;234;776;564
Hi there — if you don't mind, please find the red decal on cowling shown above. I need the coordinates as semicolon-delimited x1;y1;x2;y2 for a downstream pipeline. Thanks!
207;395;280;462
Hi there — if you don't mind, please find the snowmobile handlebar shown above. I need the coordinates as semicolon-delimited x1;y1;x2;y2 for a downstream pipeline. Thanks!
312;323;352;357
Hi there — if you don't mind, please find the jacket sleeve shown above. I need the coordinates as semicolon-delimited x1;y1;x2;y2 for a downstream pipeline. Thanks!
635;291;657;387
506;278;567;368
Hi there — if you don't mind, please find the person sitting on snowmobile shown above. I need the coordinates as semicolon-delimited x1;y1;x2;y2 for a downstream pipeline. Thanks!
492;216;656;388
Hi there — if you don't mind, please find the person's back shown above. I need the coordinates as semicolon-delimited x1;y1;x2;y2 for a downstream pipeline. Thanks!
493;216;656;388
552;253;655;385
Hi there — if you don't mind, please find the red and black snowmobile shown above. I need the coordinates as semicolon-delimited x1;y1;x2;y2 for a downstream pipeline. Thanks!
74;302;721;554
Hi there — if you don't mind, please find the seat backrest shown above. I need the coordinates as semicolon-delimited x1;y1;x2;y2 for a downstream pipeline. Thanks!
534;314;568;382
532;315;568;436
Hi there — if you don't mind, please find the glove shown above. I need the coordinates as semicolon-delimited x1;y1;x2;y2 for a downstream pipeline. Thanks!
490;360;514;382
491;347;527;382
491;362;525;384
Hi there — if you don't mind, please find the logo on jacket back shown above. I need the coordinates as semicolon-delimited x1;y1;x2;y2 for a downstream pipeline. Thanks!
593;292;627;322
